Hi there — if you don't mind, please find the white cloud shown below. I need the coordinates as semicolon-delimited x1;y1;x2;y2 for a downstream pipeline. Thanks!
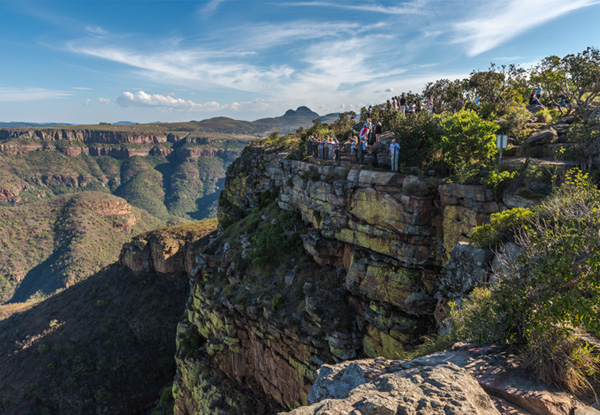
117;91;204;109
84;98;91;106
0;87;71;102
200;0;225;18
282;1;427;15
97;97;110;104
85;25;108;35
115;91;275;113
451;0;600;56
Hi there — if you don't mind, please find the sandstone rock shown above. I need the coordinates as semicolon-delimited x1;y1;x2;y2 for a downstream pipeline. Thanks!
281;362;500;415
553;123;570;135
557;116;575;124
503;192;536;209
489;242;524;284
438;242;493;300
525;128;558;146
412;343;600;415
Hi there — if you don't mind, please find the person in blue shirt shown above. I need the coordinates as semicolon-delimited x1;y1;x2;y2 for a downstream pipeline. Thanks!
389;139;400;172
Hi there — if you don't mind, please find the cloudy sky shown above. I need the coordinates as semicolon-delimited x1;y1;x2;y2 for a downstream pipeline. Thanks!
1;0;599;124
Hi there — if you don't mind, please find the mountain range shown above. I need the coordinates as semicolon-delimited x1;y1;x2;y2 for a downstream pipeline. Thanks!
0;106;339;132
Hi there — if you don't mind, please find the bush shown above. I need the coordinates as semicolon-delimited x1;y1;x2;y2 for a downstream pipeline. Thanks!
483;169;517;200
247;206;303;269
388;111;443;169
470;207;536;248
438;109;499;183
497;106;533;141
454;169;600;393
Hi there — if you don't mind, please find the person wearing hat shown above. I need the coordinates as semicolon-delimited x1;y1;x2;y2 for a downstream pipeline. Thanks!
389;138;400;172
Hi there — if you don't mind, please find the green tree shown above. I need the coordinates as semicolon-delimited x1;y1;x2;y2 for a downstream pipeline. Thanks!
531;55;568;112
468;64;529;114
389;111;443;169
559;47;600;120
438;109;498;182
423;79;466;113
330;111;356;139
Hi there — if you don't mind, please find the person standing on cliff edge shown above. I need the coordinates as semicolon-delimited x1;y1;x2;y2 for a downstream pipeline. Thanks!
390;139;400;172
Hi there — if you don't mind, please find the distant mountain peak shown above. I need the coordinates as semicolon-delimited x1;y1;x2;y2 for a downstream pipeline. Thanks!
295;106;314;113
282;106;319;119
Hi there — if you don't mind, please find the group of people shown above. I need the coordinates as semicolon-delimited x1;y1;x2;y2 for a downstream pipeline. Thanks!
529;83;570;108
367;94;435;117
306;135;341;161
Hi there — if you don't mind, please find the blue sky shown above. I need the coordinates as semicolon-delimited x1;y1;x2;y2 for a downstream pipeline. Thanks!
0;0;599;124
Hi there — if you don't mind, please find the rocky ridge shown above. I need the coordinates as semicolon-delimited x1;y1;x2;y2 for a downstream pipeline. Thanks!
165;144;508;413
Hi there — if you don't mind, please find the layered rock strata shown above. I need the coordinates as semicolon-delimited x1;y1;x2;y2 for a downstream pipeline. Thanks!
172;145;517;414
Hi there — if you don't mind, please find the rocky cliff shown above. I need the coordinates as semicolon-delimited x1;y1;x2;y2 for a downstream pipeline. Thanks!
167;143;518;414
115;141;600;414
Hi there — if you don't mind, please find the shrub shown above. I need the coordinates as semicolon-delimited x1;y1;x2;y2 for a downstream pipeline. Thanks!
438;109;499;183
483;169;517;200
389;111;443;169
496;106;533;141
454;169;600;393
470;207;536;248
271;293;284;312
534;108;556;123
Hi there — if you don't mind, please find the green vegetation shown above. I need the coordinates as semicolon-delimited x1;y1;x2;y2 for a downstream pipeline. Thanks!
470;207;536;248
438;110;498;182
451;169;600;394
0;192;163;304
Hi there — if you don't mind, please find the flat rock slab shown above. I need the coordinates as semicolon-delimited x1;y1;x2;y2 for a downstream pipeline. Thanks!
282;362;501;415
412;343;600;415
501;157;578;171
281;343;600;415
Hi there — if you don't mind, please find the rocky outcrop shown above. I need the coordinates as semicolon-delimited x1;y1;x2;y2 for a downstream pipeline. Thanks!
120;221;217;277
153;142;600;415
282;360;500;415
0;128;173;144
173;144;518;414
525;128;558;146
280;343;600;415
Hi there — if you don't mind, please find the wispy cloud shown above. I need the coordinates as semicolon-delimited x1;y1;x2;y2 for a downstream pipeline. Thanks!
282;1;427;15
68;42;295;93
97;97;110;104
451;0;600;56
199;0;225;18
85;25;108;35
0;87;71;102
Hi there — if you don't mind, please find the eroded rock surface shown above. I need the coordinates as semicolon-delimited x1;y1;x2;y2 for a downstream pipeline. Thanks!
282;361;500;415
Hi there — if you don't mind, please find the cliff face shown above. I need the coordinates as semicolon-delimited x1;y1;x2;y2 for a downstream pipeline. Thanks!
172;145;507;414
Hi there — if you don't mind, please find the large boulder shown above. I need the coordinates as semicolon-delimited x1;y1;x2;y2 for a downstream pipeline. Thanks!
281;360;500;415
525;128;558;146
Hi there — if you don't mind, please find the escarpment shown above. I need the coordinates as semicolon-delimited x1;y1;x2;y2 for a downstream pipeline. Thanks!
164;144;518;414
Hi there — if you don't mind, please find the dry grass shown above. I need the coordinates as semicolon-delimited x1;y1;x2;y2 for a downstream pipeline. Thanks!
0;300;41;321
520;328;600;395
